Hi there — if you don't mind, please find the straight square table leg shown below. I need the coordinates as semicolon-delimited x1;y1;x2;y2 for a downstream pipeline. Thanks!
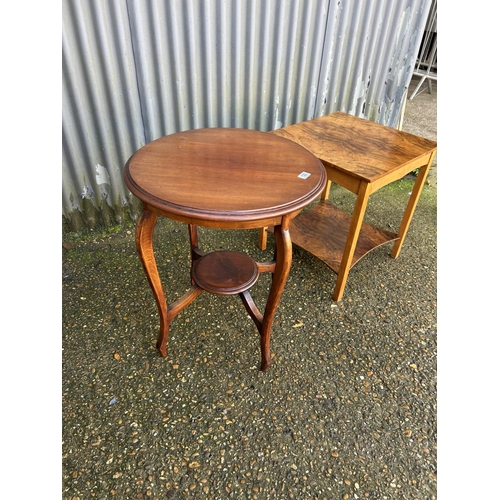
391;151;436;258
333;182;370;302
321;179;332;201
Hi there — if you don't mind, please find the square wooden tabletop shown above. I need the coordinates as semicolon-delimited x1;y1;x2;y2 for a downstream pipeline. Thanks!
272;111;437;184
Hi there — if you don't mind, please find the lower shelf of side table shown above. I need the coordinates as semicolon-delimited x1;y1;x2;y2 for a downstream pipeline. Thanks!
192;250;259;295
268;200;399;274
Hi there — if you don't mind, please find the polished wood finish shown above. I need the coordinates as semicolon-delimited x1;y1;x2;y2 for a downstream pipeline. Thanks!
125;128;326;371
284;200;398;273
125;128;326;228
259;112;437;301
135;210;169;356
192;250;259;295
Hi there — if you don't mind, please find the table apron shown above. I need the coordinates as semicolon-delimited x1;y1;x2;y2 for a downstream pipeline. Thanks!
141;203;302;230
369;152;435;193
323;165;362;194
323;150;435;195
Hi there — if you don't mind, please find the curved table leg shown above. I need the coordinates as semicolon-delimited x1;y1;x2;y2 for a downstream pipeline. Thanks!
135;208;169;356
188;224;206;285
260;216;293;371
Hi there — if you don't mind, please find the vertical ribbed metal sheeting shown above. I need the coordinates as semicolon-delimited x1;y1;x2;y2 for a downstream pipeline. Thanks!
127;0;330;141
62;0;146;227
62;0;431;231
316;0;432;124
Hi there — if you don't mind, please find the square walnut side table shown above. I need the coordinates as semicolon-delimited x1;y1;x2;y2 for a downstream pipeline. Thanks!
258;111;437;302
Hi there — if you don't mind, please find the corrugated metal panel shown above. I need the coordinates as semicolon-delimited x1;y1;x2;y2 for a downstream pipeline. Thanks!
127;0;331;141
316;0;432;124
62;0;431;231
62;0;146;229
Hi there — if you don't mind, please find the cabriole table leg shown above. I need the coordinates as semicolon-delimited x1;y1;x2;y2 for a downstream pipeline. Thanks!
135;208;169;356
260;218;293;371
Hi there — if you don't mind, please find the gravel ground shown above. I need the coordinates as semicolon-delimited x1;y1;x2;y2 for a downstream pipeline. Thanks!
62;78;438;499
62;177;437;500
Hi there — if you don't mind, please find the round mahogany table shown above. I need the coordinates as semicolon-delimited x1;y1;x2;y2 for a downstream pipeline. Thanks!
124;128;326;371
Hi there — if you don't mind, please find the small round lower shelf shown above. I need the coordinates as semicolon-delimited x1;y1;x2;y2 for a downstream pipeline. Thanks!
192;250;259;295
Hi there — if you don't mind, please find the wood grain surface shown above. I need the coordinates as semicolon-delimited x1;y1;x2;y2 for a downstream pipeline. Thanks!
125;127;327;370
125;128;326;225
192;250;259;295
284;200;398;273
272;112;437;183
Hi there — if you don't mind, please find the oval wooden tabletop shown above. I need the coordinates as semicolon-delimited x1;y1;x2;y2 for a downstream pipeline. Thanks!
124;128;326;224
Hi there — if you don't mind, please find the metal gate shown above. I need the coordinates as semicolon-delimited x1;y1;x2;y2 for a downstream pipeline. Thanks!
409;0;437;100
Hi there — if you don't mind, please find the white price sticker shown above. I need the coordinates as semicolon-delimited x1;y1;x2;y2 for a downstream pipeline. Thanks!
298;172;311;179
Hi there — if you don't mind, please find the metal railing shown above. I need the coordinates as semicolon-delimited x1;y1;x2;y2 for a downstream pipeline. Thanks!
409;0;437;100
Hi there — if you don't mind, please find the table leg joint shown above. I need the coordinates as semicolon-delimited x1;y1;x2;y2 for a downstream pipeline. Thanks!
256;260;276;273
167;285;204;322
239;290;263;334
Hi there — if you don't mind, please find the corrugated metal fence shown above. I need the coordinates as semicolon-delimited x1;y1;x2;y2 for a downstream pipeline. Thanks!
62;0;432;232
